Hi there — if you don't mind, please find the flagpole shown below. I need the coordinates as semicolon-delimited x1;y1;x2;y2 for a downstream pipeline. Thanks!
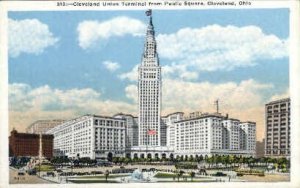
146;128;148;155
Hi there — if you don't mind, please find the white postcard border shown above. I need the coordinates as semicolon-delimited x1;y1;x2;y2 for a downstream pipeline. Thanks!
0;1;299;188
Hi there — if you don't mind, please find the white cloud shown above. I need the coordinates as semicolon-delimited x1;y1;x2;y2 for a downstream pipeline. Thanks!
77;17;146;49
162;79;273;113
123;79;273;114
125;84;138;104
119;63;199;82
163;64;199;81
8;18;59;58
9;83;136;115
119;64;139;81
119;25;287;82
122;78;272;141
157;25;288;71
9;81;272;141
270;89;290;101
102;60;120;72
9;83;138;132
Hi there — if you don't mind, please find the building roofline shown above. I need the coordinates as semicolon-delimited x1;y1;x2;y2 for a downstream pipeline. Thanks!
162;112;184;118
26;119;66;129
29;119;65;124
86;114;126;120
240;121;256;124
175;113;225;123
225;118;240;122
10;130;53;137
46;114;126;133
113;113;137;118
168;112;184;115
266;98;290;105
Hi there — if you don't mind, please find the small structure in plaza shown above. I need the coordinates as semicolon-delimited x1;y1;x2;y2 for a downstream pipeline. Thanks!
130;169;144;181
119;169;154;183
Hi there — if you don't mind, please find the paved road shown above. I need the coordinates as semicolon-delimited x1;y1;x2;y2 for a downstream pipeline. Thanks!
9;168;54;184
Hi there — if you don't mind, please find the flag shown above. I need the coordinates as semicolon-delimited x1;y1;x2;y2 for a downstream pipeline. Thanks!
145;9;152;16
147;129;156;135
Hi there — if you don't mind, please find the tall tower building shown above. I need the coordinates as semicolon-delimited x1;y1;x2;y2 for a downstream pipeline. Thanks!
138;10;162;147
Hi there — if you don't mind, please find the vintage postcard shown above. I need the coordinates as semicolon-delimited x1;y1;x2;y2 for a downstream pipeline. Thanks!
0;0;299;188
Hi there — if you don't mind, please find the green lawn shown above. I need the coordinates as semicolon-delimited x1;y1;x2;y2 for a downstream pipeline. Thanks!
154;172;190;178
35;165;55;172
72;174;129;179
157;179;217;183
154;173;176;178
68;179;118;183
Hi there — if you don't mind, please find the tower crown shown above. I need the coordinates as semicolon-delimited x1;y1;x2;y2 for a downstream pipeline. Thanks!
142;10;159;66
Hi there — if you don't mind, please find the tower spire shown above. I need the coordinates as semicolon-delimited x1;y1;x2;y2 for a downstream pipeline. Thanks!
142;9;158;66
146;9;154;36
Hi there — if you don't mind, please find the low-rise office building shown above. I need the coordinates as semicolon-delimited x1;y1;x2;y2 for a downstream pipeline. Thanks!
173;113;256;158
46;114;126;160
9;129;53;158
265;98;290;158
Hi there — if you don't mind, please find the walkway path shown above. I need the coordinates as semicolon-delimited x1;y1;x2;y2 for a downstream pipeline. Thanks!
9;168;54;184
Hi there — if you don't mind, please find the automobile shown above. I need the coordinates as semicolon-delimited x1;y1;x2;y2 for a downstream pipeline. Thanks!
46;172;55;177
97;162;113;167
27;169;37;175
213;172;227;177
18;171;25;176
91;171;103;174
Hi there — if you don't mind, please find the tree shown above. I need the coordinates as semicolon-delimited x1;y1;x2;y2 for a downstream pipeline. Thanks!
176;170;185;182
237;156;243;168
228;155;235;169
224;155;229;168
211;155;216;167
156;156;161;162
112;157;119;164
204;155;209;163
277;157;287;169
189;171;195;182
233;155;239;165
146;158;152;163
188;156;194;162
124;157;131;164
119;157;125;164
199;155;204;163
267;157;275;165
207;156;213;168
180;156;184;162
248;157;255;169
216;155;222;165
184;155;188;161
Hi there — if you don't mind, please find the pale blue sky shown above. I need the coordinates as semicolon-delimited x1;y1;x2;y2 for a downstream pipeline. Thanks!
8;9;289;104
